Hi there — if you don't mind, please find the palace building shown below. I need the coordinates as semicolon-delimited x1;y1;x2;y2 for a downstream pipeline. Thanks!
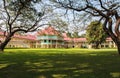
0;26;116;49
36;26;64;48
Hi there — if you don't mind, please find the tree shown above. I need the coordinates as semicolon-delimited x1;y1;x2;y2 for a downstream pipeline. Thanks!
72;32;80;38
52;0;120;54
0;0;49;52
79;33;86;38
49;17;81;38
86;21;107;49
49;17;68;32
67;32;80;38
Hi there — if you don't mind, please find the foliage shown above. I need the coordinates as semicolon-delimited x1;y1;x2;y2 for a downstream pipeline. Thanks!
79;33;86;38
0;0;44;33
49;17;68;33
67;32;80;38
0;0;52;51
51;0;120;54
86;21;107;48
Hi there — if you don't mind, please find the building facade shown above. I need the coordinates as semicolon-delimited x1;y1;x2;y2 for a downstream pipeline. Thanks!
36;26;64;48
0;26;116;49
0;31;36;48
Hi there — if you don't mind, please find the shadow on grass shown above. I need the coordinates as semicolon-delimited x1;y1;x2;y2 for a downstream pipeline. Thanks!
0;49;120;78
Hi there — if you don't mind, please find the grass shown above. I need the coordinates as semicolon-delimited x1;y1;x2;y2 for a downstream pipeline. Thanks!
0;48;120;78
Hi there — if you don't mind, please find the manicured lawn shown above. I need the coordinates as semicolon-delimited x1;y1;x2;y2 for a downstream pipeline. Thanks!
0;48;120;78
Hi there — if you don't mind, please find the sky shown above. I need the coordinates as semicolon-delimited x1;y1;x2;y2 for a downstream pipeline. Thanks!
0;0;120;35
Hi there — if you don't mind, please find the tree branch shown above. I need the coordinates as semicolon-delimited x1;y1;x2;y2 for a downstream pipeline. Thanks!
58;0;108;18
98;17;103;23
99;0;108;11
28;24;51;32
84;10;100;16
3;0;10;24
103;18;110;35
3;0;11;32
58;0;88;12
87;5;107;18
115;18;120;37
10;1;26;28
108;18;117;38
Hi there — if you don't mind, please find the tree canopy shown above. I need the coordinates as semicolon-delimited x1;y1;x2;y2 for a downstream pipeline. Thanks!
0;0;53;52
49;17;68;33
86;21;107;48
52;0;120;54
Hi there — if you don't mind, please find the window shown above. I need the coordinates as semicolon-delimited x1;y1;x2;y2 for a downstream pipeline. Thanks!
44;40;46;43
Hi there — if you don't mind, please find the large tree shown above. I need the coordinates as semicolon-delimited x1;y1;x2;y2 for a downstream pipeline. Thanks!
52;0;120;54
0;0;50;52
49;17;68;32
86;21;107;49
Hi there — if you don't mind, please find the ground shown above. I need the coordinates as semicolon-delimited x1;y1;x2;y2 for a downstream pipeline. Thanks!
0;48;120;78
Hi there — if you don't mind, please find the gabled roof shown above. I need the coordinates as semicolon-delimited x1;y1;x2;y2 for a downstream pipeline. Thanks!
0;31;4;35
0;31;36;40
0;26;113;42
106;37;113;41
37;26;61;36
13;34;36;40
62;33;87;42
62;33;72;41
0;29;5;35
73;38;87;42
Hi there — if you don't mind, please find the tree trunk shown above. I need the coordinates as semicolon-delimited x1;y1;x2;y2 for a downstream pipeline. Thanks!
116;42;120;55
95;42;100;49
107;37;120;55
95;43;99;49
110;36;120;55
0;36;12;53
103;18;120;54
117;46;120;55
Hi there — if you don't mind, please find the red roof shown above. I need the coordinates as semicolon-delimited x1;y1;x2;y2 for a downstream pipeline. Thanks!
37;26;61;36
73;38;87;42
13;34;36;40
62;33;87;42
62;33;72;41
0;27;114;42
62;33;68;38
106;37;113;41
0;31;4;35
0;31;36;40
0;38;4;41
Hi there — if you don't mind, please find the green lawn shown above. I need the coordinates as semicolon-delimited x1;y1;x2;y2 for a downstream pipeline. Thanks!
0;48;120;78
